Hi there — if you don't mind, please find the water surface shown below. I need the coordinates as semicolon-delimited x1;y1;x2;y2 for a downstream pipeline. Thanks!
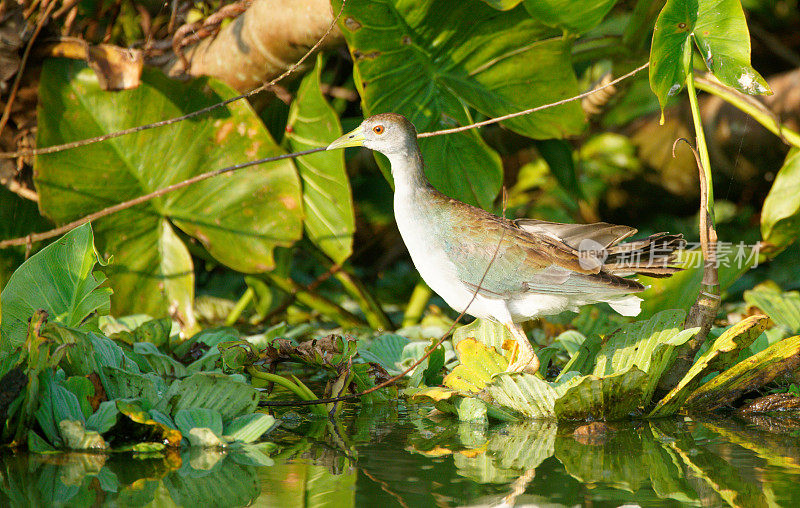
4;404;800;507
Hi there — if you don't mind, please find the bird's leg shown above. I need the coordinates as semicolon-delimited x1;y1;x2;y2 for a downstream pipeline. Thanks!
505;322;539;374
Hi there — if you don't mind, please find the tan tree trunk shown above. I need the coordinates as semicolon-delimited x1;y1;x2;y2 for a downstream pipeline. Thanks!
167;0;344;91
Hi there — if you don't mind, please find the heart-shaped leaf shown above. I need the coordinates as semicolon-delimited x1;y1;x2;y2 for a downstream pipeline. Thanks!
761;149;800;256
650;0;771;117
286;56;355;264
335;0;584;207
0;223;111;375
34;59;303;322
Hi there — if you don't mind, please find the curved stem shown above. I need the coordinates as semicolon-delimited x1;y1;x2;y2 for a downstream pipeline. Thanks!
686;73;714;214
694;75;800;149
247;367;327;416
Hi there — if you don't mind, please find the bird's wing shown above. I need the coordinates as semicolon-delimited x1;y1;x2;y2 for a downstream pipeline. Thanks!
514;218;636;249
440;206;624;298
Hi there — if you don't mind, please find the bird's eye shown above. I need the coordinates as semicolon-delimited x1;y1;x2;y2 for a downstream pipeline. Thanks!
373;125;385;135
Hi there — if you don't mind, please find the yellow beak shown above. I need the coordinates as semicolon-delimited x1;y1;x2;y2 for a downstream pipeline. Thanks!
327;126;366;150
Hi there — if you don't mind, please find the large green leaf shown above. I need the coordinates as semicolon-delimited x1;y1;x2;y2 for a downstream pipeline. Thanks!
157;372;259;419
523;0;617;34
743;283;800;335
650;315;768;417
335;0;584;207
34;59;303;320
761;149;800;255
685;335;800;411
591;310;698;404
649;0;770;116
0;223;111;375
286;56;355;264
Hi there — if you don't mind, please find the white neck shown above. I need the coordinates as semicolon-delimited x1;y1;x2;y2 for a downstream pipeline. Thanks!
386;150;427;198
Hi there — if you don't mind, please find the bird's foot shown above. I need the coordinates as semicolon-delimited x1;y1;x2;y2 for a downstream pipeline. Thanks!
506;347;540;374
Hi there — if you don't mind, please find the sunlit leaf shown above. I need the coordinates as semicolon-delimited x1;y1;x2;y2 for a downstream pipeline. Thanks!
486;371;578;419
692;0;770;95
59;420;107;450
686;335;800;410
452;319;515;362
116;399;182;446
443;338;508;393
286;55;355;264
761;150;800;256
223;413;278;443
175;408;223;441
650;315;768;417
334;0;584;207
0;223;111;376
743;282;800;335
555;367;647;420
592;309;698;404
35;59;303;322
649;0;770;117
479;0;522;10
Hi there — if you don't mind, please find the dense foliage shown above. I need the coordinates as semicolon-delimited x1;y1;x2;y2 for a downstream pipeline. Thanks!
1;0;799;475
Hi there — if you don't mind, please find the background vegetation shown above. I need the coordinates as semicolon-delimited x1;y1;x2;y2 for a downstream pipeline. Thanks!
1;0;800;456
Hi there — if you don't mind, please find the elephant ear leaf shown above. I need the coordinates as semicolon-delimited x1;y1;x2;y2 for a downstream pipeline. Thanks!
649;0;770;119
334;0;585;208
34;59;303;323
1;223;111;375
286;55;355;264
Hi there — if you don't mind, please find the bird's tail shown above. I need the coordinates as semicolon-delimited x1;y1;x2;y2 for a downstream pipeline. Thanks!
602;233;686;278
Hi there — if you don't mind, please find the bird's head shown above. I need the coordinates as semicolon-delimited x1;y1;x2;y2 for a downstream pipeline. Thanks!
327;113;418;156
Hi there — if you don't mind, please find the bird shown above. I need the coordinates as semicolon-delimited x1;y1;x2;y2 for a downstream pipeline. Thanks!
327;113;684;374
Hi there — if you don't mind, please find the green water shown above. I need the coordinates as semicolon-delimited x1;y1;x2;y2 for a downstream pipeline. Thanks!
4;404;800;507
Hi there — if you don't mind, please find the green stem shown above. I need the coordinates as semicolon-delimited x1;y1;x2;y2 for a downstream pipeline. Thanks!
247;367;327;417
225;287;254;327
333;270;393;331
308;248;392;330
694;76;800;149
263;272;364;328
686;73;714;216
402;280;432;328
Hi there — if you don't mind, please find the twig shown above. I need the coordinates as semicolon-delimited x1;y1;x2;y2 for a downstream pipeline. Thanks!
0;0;348;159
0;148;324;249
656;138;720;393
417;62;649;139
0;61;650;250
0;0;57;140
